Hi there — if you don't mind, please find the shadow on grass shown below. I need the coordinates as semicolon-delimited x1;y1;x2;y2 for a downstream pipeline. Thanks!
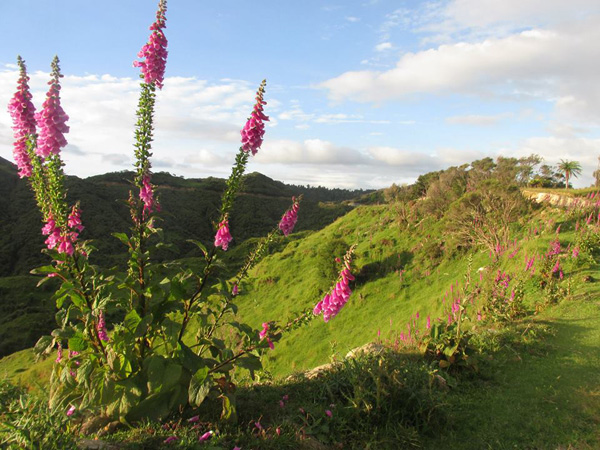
180;349;447;450
424;311;600;450
355;251;413;285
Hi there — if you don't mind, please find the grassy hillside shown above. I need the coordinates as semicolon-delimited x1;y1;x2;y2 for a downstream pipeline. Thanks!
1;157;599;448
234;195;594;377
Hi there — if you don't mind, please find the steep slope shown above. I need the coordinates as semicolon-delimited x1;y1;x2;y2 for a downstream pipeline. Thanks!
234;197;597;378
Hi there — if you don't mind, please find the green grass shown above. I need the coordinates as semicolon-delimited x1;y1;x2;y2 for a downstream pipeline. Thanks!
234;203;586;378
424;285;600;449
0;348;54;390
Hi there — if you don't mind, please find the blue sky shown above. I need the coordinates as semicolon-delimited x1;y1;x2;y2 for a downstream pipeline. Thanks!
1;0;600;188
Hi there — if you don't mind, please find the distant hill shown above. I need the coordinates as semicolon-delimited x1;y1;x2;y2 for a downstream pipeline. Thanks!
0;156;370;277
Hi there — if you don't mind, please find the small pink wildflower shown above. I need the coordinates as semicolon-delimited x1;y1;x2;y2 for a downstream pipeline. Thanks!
187;415;200;423
232;283;239;296
68;206;84;232
477;311;482;321
139;174;159;214
199;431;213;442
254;421;263;430
325;410;333;418
133;0;168;89
42;217;61;250
55;343;63;363
214;219;233;251
279;198;299;236
66;405;76;416
57;233;76;256
426;315;431;330
525;256;535;272
275;427;281;436
164;436;178;444
97;310;109;342
57;234;73;255
259;322;269;340
572;247;579;259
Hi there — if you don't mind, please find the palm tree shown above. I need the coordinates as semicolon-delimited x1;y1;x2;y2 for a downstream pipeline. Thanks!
557;159;582;189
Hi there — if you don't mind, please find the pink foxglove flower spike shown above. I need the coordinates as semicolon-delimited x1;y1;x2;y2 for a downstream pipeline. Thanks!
133;0;168;89
8;56;36;178
35;56;69;159
314;245;356;322
279;197;299;236
241;80;269;156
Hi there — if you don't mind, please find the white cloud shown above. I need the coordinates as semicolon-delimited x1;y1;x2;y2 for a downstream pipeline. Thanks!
183;149;227;165
429;0;600;38
374;42;393;52
369;146;436;167
0;68;269;177
446;113;511;126
346;16;360;23
368;146;483;172
314;113;390;124
256;139;367;165
278;108;314;122
321;20;600;126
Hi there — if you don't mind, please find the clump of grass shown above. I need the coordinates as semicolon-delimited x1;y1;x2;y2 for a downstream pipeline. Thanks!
0;379;76;449
96;350;445;449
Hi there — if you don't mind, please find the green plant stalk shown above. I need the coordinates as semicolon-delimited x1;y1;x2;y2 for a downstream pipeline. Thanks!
198;197;303;354
178;146;250;342
130;81;157;359
27;132;107;363
69;254;107;361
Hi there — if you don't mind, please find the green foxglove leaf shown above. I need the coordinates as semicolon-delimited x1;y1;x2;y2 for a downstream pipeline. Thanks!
189;367;211;407
124;309;142;332
68;334;88;352
135;313;153;338
221;392;237;422
33;335;54;357
112;232;130;246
